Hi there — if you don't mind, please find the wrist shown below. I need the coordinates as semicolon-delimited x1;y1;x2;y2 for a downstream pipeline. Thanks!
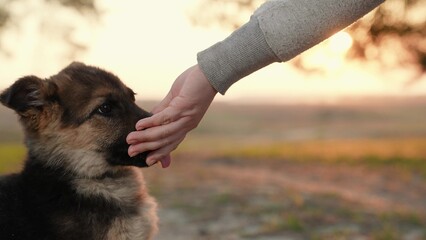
193;65;217;97
197;17;279;95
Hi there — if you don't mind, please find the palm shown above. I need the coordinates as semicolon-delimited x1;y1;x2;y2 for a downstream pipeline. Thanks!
127;65;217;168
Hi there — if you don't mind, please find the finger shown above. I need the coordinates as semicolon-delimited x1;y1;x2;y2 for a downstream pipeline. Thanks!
147;154;171;168
128;129;185;157
128;141;164;157
151;93;173;114
160;155;171;168
127;119;183;144
133;92;173;131
146;136;184;167
135;107;180;131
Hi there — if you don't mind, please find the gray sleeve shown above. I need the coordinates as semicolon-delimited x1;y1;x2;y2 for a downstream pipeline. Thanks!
197;0;384;95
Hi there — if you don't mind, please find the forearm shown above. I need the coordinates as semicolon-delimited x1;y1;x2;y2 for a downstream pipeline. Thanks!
197;17;279;95
197;0;384;95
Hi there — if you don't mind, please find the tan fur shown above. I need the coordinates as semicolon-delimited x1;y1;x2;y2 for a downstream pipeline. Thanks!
75;168;158;240
106;197;158;240
0;62;158;239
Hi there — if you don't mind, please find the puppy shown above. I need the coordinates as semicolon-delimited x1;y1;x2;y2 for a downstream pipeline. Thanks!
0;62;158;240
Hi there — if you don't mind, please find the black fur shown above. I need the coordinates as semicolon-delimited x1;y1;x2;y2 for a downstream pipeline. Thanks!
0;62;157;240
0;160;138;240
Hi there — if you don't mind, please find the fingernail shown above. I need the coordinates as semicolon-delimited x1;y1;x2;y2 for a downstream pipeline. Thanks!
147;158;157;166
136;121;144;131
160;156;171;168
128;150;137;157
126;133;135;144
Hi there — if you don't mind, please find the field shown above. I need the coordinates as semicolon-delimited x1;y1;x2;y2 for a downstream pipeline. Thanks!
1;97;426;239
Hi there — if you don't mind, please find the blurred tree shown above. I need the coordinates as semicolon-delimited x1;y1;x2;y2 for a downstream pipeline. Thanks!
0;0;98;59
189;0;426;78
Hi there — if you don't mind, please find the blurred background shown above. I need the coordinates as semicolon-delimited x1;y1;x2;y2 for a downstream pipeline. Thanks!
0;0;426;239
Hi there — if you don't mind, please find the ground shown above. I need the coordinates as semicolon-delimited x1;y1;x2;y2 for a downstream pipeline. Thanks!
145;152;426;240
1;98;426;239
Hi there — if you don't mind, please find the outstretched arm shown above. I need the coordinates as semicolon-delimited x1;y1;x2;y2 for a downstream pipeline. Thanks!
128;0;384;168
198;0;385;94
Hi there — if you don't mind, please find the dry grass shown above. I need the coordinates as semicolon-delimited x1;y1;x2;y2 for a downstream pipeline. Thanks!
144;151;426;240
1;99;426;239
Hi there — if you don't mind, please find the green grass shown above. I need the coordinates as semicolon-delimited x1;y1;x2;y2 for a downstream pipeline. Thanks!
373;225;401;240
0;143;26;174
207;138;426;177
284;214;305;232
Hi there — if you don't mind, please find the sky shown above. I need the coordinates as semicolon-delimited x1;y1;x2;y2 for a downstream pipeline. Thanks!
1;0;425;104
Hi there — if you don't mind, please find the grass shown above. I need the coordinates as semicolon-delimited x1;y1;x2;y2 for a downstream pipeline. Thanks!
2;137;426;176
1;139;425;239
155;166;426;239
1;101;426;239
373;225;402;240
0;143;26;174
149;136;426;239
209;138;426;177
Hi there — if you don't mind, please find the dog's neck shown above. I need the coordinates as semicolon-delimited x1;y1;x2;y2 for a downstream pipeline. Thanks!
27;139;120;178
22;157;72;188
22;155;146;210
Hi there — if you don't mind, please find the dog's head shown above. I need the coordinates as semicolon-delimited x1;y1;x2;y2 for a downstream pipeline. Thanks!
0;62;151;177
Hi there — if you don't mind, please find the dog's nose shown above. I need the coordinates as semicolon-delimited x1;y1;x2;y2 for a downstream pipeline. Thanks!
132;104;151;122
138;108;152;120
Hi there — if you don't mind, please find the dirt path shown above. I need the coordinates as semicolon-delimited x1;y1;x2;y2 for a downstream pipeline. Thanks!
207;160;426;213
148;157;426;240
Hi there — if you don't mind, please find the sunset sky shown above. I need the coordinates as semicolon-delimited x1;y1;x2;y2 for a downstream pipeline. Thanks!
1;0;425;104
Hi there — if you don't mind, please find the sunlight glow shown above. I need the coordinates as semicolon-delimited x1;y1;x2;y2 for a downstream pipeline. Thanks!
328;31;353;54
1;1;424;104
297;31;353;71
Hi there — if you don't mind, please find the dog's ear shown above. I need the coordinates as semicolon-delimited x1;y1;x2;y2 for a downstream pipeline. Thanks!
0;76;48;114
65;61;86;70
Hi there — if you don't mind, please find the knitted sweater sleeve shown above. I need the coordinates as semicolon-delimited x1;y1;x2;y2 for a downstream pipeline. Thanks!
197;0;384;95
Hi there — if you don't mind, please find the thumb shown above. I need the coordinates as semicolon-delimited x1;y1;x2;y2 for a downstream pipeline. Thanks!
151;91;173;114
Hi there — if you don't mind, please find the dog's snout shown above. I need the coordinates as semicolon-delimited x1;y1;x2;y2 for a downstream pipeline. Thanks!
133;104;151;122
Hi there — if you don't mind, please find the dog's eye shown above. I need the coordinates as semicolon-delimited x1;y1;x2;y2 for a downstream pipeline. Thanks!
97;103;113;116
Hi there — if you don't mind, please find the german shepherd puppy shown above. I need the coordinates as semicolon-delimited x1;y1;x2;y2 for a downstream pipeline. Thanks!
0;62;158;240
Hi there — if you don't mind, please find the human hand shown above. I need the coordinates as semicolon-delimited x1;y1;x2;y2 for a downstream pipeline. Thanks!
127;64;217;168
